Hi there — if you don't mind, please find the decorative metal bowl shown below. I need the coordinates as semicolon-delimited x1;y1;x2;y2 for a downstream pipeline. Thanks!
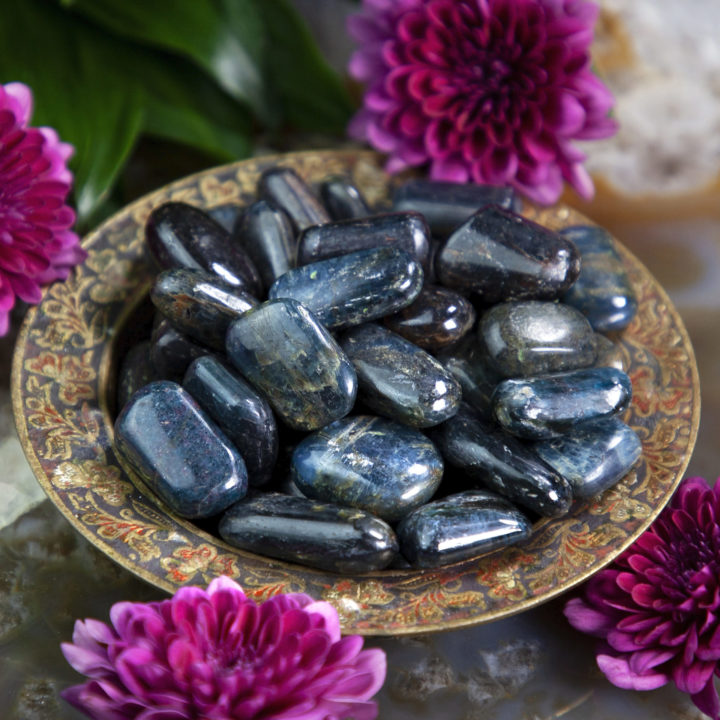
11;150;700;635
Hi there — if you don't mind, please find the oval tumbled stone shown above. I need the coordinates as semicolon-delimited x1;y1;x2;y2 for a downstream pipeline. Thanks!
258;167;329;232
291;416;443;522
341;324;461;428
480;301;597;378
219;493;398;573
594;333;626;371
150;319;213;382
114;381;248;518
320;176;371;220
397;491;531;568
226;299;357;431
533;418;642;498
492;367;633;440
269;247;423;330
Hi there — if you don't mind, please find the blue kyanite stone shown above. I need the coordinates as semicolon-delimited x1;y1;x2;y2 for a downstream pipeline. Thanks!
429;404;572;517
114;381;248;518
117;341;159;410
480;301;597;378
150;318;213;382
397;490;531;568
341;324;461;428
269;247;423;330
320;176;371;220
183;356;278;487
258;167;330;232
291;415;444;522
561;225;638;332
219;492;398;573
533;417;642;498
492;367;633;440
225;299;357;431
594;333;626;371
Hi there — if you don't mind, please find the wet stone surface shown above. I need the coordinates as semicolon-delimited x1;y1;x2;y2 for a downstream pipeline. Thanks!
150;318;214;382
594;332;627;370
117;341;158;410
320;175;371;220
258;167;330;232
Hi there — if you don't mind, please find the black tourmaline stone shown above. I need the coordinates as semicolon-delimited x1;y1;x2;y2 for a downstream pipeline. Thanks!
150;319;214;382
258;167;330;232
430;404;572;517
436;206;581;301
117;341;158;411
233;201;296;290
151;269;258;351
296;212;431;269
492;367;633;440
533;418;642;498
383;285;476;351
183;356;278;487
392;179;520;236
225;299;357;431
114;381;248;518
397;490;531;568
561;225;638;332
145;202;262;295
594;333;626;371
480;301;597;378
291;415;443;522
341;324;462;428
320;175;371;220
269;247;423;330
219;493;398;573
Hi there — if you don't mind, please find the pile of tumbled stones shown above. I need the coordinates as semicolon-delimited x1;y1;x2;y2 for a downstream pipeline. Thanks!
114;169;641;572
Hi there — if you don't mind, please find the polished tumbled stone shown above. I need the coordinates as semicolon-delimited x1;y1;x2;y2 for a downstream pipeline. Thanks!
258;167;329;232
297;211;431;269
117;341;158;411
145;202;262;295
397;490;531;568
219;493;398;573
492;367;633;440
437;206;581;301
341;324;461;428
269;247;423;330
183;356;278;487
151;269;258;351
320;175;371;220
480;301;597;378
291;416;443;522
561;225;638;332
533;418;642;498
430;404;572;517
114;381;248;518
233;200;296;290
383;285;476;351
150;319;214;382
225;299;357;431
392;179;520;236
594;333;626;371
207;203;242;233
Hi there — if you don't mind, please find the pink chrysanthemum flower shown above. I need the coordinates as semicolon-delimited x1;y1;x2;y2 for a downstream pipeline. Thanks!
0;82;85;335
565;477;720;719
348;0;617;204
61;577;386;720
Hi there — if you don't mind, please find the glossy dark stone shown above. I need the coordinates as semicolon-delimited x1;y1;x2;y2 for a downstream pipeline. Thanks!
480;301;597;378
150;319;214;382
183;356;278;487
397;491;531;568
233;201;296;289
292;416;443;522
207;203;242;233
296;212;431;269
594;333;626;371
341;324;461;427
437;206;581;301
392;179;520;236
114;381;247;518
429;404;572;517
534;418;642;498
384;285;476;351
219;493;398;573
145;202;262;295
269;247;423;330
492;367;633;439
117;341;158;410
151;269;258;351
225;299;357;431
258;167;329;232
320;176;371;220
561;225;638;332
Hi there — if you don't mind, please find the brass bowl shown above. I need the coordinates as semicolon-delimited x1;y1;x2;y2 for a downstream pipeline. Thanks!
11;150;700;635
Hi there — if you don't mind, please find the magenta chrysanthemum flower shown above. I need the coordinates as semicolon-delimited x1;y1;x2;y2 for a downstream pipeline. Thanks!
0;82;85;336
348;0;617;204
565;477;720;719
61;577;386;720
